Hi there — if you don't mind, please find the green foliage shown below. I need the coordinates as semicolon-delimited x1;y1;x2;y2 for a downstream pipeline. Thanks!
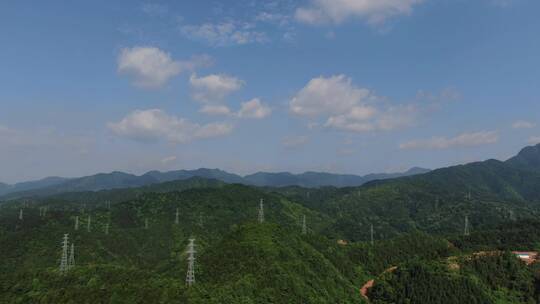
461;251;536;303
369;261;493;304
3;158;540;303
346;232;455;274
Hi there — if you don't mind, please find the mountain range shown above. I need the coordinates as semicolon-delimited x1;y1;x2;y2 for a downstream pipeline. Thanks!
0;167;430;199
2;144;540;303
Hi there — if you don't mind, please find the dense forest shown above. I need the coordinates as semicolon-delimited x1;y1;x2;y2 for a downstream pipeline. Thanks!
2;144;540;303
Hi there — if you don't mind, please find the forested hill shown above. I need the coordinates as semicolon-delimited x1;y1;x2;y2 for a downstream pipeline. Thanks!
280;144;540;241
2;144;540;302
506;143;540;172
0;184;362;303
2;181;540;303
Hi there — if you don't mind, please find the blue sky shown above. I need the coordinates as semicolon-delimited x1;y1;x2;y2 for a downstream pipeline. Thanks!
1;0;539;183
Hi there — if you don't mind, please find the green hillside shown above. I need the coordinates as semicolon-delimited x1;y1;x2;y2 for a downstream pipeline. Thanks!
3;145;540;303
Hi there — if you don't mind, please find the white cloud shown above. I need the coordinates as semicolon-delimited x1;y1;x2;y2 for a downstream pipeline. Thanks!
255;12;291;26
117;47;181;89
117;47;212;89
161;156;177;164
181;22;268;46
290;75;417;132
237;98;272;119
512;120;536;129
399;131;499;150
282;136;309;148
108;109;232;143
290;75;372;117
190;73;244;103
199;105;233;116
528;136;540;145
295;0;424;25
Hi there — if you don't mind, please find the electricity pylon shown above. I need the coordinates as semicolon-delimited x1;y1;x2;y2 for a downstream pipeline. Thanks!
19;209;23;220
105;222;109;235
464;216;470;236
75;216;79;230
302;215;307;235
198;212;204;228
145;218;149;230
68;243;75;270
370;224;374;246
509;209;516;221
186;238;196;287
258;199;264;223
175;208;180;225
59;234;69;274
87;215;91;232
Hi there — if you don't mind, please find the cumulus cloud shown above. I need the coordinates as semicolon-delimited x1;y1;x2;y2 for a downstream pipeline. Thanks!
290;75;372;117
117;47;212;89
199;105;233;116
399;131;499;150
295;0;424;25
512;120;536;129
528;136;540;145
180;22;268;46
290;75;417;132
237;98;272;119
108;109;232;143
190;73;244;103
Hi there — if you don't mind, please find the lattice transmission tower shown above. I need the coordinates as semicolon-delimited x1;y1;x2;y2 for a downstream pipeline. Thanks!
302;215;307;235
258;199;264;223
59;234;69;274
370;224;374;246
464;216;470;236
68;243;75;270
87;215;91;232
185;238;196;287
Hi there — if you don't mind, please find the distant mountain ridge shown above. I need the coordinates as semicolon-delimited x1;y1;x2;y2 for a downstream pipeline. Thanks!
244;167;430;188
0;176;70;197
0;167;429;199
